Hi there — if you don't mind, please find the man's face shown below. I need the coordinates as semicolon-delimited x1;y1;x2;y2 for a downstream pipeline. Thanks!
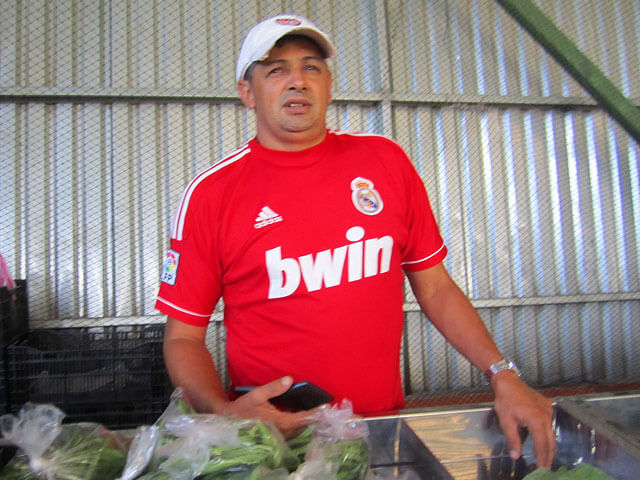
238;36;333;151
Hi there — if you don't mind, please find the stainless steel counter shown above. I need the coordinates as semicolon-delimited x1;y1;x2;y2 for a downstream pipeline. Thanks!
365;391;640;479
556;391;640;454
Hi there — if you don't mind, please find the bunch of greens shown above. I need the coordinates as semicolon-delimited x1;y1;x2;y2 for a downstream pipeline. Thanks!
198;420;300;476
2;394;372;480
0;403;127;480
302;400;370;480
126;392;370;480
315;437;370;480
1;423;127;480
133;410;369;480
523;464;614;480
136;419;300;479
286;427;313;463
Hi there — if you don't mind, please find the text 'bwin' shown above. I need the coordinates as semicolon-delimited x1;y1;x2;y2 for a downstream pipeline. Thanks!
266;226;393;299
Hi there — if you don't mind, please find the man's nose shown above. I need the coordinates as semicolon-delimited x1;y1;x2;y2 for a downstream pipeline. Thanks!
288;68;306;90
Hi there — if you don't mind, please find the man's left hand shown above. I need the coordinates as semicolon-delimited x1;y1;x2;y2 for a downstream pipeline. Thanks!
491;371;556;468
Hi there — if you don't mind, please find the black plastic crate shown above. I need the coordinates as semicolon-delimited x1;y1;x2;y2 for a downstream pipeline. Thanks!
0;280;29;348
51;398;168;429
0;358;6;415
0;280;28;415
6;324;172;429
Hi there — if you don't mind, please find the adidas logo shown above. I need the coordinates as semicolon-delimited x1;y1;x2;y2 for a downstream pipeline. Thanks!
254;206;283;229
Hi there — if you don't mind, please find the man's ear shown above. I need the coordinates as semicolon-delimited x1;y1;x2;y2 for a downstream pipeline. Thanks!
237;80;255;110
327;70;333;105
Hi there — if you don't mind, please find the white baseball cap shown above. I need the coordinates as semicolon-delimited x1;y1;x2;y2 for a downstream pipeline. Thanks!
236;14;335;82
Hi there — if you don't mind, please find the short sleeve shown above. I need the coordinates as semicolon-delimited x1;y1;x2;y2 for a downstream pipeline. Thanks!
399;155;448;272
155;186;222;326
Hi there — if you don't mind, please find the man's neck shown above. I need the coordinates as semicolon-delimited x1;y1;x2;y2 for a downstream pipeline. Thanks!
255;129;327;152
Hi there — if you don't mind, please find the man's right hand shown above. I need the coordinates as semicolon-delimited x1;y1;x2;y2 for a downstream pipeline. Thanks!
164;318;315;437
217;376;315;438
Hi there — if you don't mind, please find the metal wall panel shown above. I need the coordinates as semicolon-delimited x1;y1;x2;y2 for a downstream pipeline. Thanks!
395;105;640;299
405;300;640;395
1;0;378;96
3;1;639;99
386;0;640;101
1;0;638;393
396;102;640;395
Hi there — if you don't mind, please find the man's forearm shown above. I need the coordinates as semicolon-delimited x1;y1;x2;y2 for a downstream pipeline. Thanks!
164;336;229;413
425;283;502;371
406;265;503;372
406;265;556;467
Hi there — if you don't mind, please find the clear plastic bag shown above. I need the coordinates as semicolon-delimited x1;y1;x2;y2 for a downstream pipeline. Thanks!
122;392;371;480
0;403;129;480
148;414;248;480
132;389;300;480
117;426;161;480
309;399;369;442
119;388;196;480
291;399;371;480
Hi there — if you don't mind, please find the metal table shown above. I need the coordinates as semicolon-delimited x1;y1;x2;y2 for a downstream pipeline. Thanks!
365;391;640;479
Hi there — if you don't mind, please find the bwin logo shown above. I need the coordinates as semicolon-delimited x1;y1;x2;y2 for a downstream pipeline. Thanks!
265;226;393;299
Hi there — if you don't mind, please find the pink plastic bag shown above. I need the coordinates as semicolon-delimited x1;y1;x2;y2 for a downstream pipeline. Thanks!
0;253;15;290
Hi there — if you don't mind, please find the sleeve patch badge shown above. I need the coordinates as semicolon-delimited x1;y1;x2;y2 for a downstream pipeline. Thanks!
161;249;180;285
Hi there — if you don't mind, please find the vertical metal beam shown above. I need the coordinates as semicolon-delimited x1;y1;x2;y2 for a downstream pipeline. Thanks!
496;0;640;145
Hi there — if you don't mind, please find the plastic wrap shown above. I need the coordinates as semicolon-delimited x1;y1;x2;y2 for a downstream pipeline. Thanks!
118;426;161;480
118;388;193;480
130;390;300;480
0;403;128;480
290;400;371;480
123;392;372;480
308;399;369;442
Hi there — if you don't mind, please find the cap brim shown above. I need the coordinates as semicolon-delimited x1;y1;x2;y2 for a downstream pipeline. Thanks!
283;27;335;59
236;22;335;81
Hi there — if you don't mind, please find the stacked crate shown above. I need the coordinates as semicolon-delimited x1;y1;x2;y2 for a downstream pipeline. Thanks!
0;280;29;415
6;323;173;429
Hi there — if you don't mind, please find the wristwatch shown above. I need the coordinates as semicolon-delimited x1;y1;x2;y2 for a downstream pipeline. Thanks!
484;359;520;382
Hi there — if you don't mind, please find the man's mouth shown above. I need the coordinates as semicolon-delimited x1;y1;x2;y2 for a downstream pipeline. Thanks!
285;102;309;108
283;101;311;114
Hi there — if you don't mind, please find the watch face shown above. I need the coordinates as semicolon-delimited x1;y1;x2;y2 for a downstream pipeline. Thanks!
484;359;520;381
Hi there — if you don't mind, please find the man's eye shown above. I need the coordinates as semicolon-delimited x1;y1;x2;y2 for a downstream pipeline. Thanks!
305;65;320;71
268;67;283;75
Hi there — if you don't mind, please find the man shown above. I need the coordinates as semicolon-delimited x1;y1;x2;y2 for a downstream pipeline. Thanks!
156;14;555;467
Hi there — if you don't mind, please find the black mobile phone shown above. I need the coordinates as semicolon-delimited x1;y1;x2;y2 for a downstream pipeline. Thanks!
234;381;334;411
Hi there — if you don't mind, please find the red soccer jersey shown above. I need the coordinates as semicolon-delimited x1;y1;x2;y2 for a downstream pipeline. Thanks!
156;131;447;414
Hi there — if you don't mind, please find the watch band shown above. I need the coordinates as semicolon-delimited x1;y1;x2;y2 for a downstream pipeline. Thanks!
484;359;520;381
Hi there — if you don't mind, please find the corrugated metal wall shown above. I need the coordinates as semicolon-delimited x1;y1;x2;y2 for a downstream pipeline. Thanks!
1;0;639;396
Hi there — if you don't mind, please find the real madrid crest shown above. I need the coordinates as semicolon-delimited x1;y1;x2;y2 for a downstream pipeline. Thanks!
351;177;383;215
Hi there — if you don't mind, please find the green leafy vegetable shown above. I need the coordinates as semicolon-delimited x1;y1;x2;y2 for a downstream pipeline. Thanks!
136;418;370;480
200;465;289;479
137;420;301;479
322;438;370;480
198;420;299;476
286;427;313;463
523;464;614;480
131;472;171;480
1;425;127;480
